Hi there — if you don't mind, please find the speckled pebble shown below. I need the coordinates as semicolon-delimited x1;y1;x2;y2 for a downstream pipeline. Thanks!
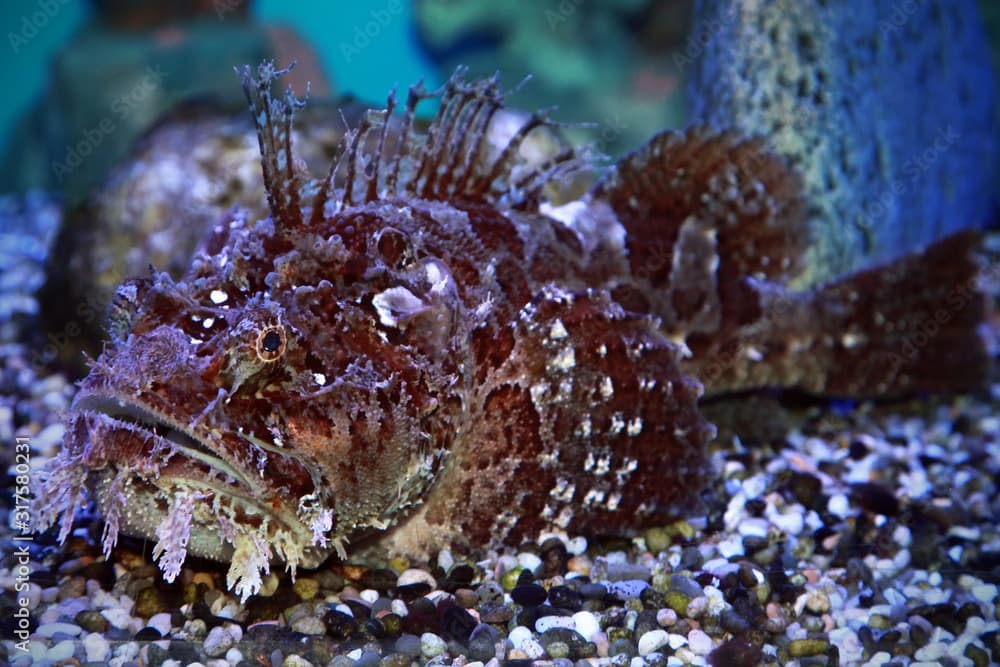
203;625;236;657
788;637;830;657
397;568;437;588
290;615;326;635
282;656;314;667
421;631;448;658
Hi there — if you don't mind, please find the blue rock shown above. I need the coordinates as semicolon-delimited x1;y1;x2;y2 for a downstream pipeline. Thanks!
688;0;997;286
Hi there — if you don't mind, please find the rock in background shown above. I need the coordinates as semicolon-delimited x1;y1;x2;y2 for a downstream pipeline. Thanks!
413;0;691;159
688;0;997;288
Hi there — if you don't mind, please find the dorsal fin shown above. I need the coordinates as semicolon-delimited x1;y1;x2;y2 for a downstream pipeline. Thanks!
592;127;808;291
325;67;589;211
240;61;591;231
238;61;308;230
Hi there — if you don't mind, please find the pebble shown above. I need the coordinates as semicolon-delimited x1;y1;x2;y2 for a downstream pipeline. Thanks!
609;580;649;600
203;625;236;657
83;632;111;661
572;610;600;640
146;612;172;636
397;568;437;588
536;615;575;632
35;621;81;637
787;637;830;657
687;628;712;655
636;629;670;656
420;632;448;658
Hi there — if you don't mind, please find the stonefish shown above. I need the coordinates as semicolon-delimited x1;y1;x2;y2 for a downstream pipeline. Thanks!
36;62;989;599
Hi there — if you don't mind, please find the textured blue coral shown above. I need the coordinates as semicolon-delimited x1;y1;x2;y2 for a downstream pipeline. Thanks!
688;0;997;286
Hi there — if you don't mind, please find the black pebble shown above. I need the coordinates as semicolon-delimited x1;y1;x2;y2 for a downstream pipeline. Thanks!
848;439;870;460
579;583;608;601
850;482;900;517
443;563;477;592
132;626;162;641
547;585;584;611
510;583;548;606
707;638;763;667
322;609;361;640
441;604;478;640
396;582;432;602
358;567;397;592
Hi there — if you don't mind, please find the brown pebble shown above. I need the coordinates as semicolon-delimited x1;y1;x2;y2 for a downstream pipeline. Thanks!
455;588;478;608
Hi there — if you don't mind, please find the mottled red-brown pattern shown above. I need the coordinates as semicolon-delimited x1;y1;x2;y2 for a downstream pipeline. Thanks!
35;62;989;599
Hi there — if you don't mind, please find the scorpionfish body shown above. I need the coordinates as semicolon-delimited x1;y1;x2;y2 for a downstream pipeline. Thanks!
36;63;989;599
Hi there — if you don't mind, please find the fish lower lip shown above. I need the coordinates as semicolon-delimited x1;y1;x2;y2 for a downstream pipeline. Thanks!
72;392;250;486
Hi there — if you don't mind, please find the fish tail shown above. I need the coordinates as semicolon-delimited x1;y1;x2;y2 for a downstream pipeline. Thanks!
815;230;992;396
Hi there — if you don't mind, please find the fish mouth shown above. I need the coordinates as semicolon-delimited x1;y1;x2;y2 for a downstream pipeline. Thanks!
73;391;255;491
69;390;328;567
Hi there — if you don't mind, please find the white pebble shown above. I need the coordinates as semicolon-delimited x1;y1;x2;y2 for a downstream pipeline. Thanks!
359;589;379;603
437;548;455;572
717;535;745;559
518;552;543;574
84;632;111;662
397;568;437;588
656;608;677;626
687;628;711;655
667;633;687;650
225;647;244;664
862;650;892;666
35;622;81;637
146;612;172;636
508;625;534;650
738;517;769;538
637;629;670;656
827;493;851;518
566;536;588;555
972;583;998;602
391;599;409;617
101;607;133;630
535;615;575;633
45;640;75;661
572;611;600;641
914;642;947;661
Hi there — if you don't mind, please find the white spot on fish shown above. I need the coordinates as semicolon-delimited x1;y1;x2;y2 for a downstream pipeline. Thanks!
549;346;575;371
599;376;614;399
626;416;643;436
210;290;228;304
313;372;327;385
549;319;568;340
202;317;215;329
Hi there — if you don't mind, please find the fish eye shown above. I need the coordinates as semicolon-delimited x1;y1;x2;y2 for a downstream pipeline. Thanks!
375;227;414;269
255;326;286;362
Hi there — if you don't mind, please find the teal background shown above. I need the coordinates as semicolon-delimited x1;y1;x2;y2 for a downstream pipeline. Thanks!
0;1;440;158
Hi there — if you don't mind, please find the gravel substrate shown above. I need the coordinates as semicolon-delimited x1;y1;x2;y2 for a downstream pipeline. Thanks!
1;208;999;667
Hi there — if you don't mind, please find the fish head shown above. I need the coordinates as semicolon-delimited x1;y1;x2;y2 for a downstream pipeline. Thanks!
51;199;471;598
